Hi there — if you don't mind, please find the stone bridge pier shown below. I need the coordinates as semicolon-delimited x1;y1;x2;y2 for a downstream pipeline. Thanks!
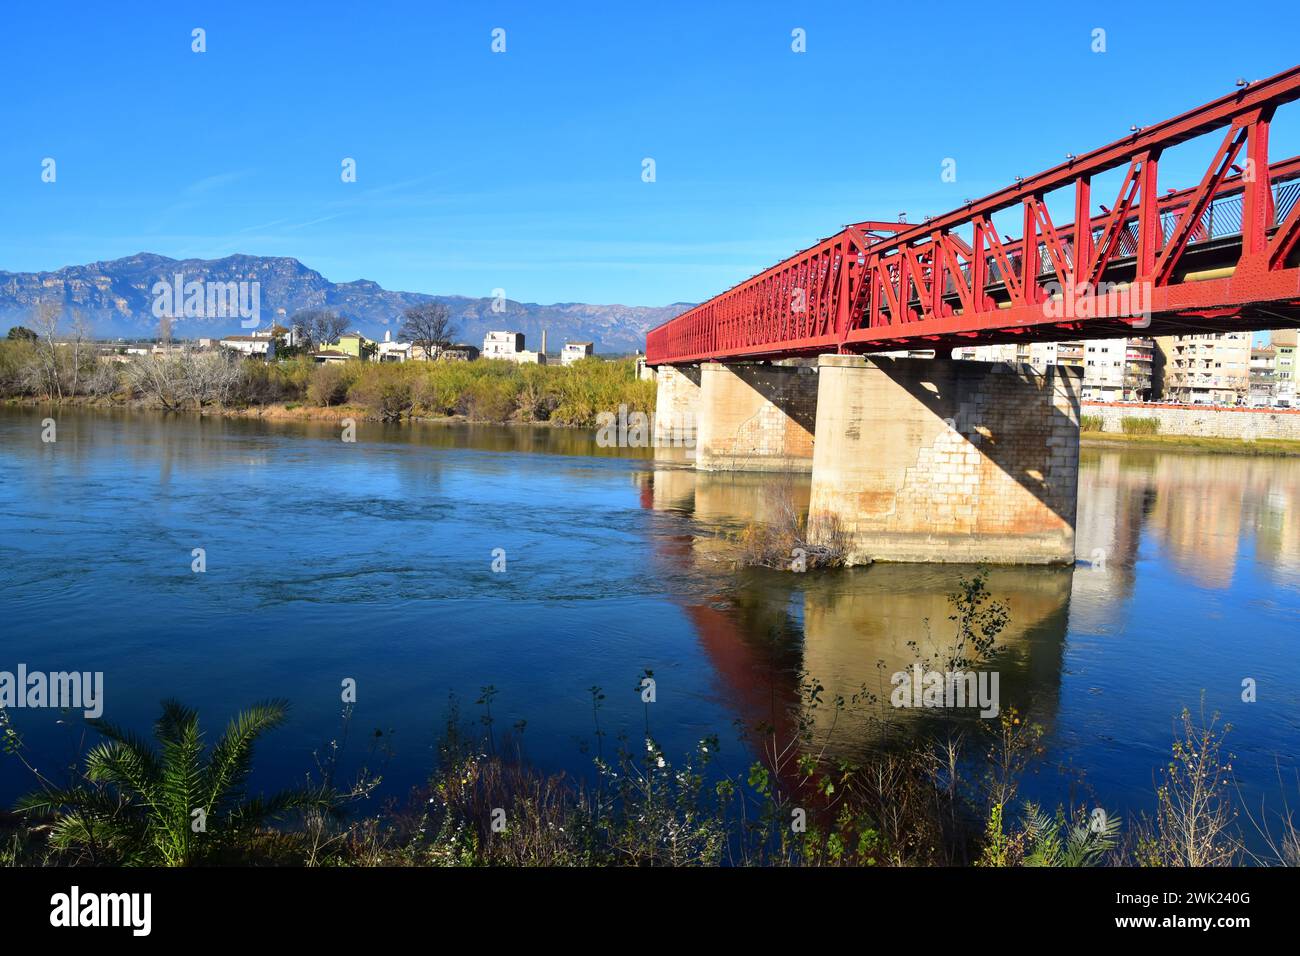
652;364;701;448
809;356;1081;564
650;354;1081;565
694;361;818;472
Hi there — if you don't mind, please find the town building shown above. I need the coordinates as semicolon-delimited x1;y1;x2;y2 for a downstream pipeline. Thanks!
561;341;594;366
483;330;523;358
1273;330;1297;406
439;343;480;362
1081;338;1154;402
216;323;295;360
482;330;545;364
1081;340;1125;401
218;334;275;358
310;350;352;364
376;330;411;362
956;336;1148;401
333;332;376;361
1249;346;1277;406
1155;332;1250;405
1122;338;1156;401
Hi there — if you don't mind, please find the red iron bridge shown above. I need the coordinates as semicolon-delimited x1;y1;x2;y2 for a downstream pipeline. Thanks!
646;65;1300;366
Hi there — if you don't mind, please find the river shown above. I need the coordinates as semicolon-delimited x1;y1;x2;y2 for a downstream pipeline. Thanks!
1;406;1297;849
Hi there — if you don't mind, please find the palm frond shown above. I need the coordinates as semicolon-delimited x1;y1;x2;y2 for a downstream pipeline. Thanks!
203;699;290;814
15;783;122;817
226;783;341;831
83;739;164;809
154;699;199;746
1020;802;1063;866
1060;810;1121;867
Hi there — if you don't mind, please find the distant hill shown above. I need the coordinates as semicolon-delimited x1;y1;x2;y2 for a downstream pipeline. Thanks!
0;253;694;354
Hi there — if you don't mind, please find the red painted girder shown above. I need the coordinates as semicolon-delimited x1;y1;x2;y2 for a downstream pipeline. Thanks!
646;65;1300;366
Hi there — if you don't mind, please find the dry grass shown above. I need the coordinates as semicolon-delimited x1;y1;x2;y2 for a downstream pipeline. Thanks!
729;479;850;571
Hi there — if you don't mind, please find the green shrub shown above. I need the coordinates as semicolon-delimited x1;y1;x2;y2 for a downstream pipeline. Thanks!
347;363;416;420
1120;416;1159;435
306;363;355;406
1080;414;1104;432
238;355;312;404
0;339;37;394
462;374;521;421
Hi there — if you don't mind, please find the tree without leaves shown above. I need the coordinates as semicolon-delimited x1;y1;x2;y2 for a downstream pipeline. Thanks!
67;310;90;398
399;302;455;360
120;348;240;409
289;309;349;350
31;301;64;400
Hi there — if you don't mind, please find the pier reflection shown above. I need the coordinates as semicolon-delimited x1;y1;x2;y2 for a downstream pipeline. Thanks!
638;444;1300;765
638;466;1072;763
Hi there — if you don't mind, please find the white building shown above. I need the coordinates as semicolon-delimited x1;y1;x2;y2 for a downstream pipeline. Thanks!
483;330;545;364
957;336;1150;401
1081;340;1127;402
218;335;275;358
376;330;412;362
483;330;523;358
561;341;594;366
217;323;295;359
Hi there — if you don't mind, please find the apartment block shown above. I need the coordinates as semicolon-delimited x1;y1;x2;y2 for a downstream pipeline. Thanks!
1273;330;1298;406
958;337;1148;401
1155;332;1250;405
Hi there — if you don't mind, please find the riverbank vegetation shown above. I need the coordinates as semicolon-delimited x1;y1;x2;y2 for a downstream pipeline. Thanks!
3;574;1288;867
0;334;653;428
1080;431;1300;456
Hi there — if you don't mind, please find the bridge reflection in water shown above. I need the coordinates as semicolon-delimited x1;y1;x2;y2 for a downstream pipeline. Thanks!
636;461;1072;764
636;445;1300;799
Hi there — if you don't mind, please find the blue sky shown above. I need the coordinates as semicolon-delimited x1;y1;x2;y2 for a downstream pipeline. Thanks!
1;0;1298;307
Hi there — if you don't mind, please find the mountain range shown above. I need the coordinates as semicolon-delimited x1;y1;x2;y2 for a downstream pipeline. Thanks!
0;253;694;355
